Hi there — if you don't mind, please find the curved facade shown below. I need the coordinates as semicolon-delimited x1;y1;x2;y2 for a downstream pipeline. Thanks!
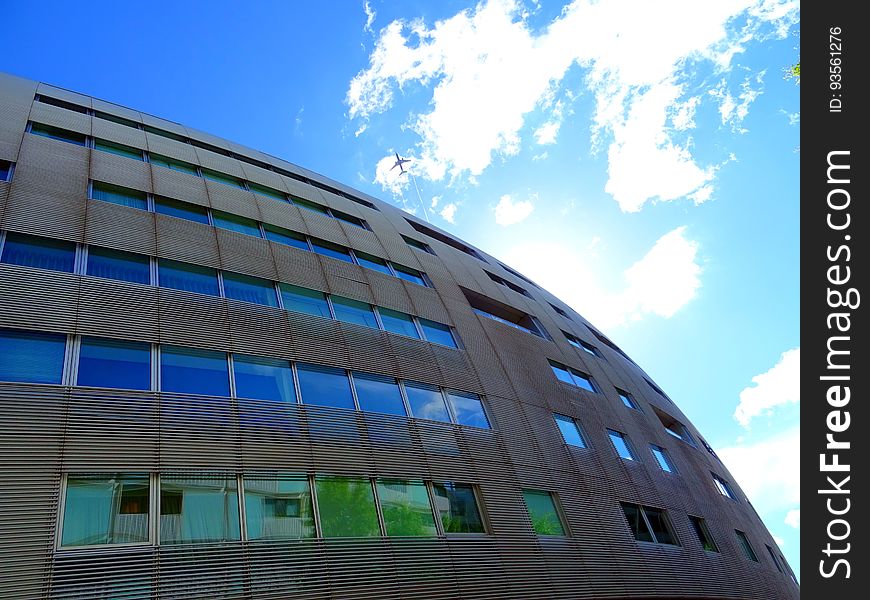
0;72;797;599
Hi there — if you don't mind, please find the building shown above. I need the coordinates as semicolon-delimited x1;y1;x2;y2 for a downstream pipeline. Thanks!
0;71;798;599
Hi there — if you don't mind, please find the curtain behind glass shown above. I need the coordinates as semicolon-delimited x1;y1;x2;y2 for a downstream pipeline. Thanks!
244;476;314;540
160;476;240;544
62;475;149;547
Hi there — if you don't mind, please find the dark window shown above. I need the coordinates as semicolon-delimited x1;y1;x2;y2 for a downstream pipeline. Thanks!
86;246;150;284
160;346;230;396
144;126;187;143
91;181;148;210
403;218;484;260
354;252;392;275
735;530;759;561
279;284;331;318
0;160;12;182
331;296;379;329
213;211;262;237
222;272;278;307
352;372;406;416
94;139;144;161
621;503;678;545
404;382;451;423
293;197;328;214
61;474;150;547
378;308;420;339
650;445;676;473
29;122;87;146
1;232;75;272
94;111;139;128
549;302;571;319
432;482;485;533
0;328;66;384
462;287;549;338
608;429;638;461
149;154;199;176
77;337;151;390
689;516;718;552
247;182;287;202
201;168;245;189
392;264;427;286
158;259;220;296
233;355;295;403
554;414;587;448
419;318;457;348
652;406;696;446
331;209;368;229
446;391;490;429
401;234;435;254
264;225;310;250
522;489;566;536
35;95;89;113
311;240;353;263
485;270;530;297
159;476;240;544
617;389;640;410
154;196;210;224
766;545;784;572
296;363;354;410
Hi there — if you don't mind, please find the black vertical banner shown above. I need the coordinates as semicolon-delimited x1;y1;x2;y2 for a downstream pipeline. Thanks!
803;1;868;597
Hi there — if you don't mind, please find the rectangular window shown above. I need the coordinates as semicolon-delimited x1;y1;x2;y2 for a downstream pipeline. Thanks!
1;232;76;272
419;318;457;348
158;259;220;296
279;284;331;319
201;168;245;189
213;210;262;238
314;476;380;537
650;445;676;473
243;475;314;540
264;225;310;250
149;154;199;176
94;111;139;128
554;414;587;448
404;382;451;423
446;391;490;429
378;308;420;339
296;363;355;410
550;362;575;385
621;503;678;545
1;160;13;182
549;302;571;319
462;287;549;338
354;252;392;275
352;372;406;416
392;264;427;286
689;516;718;552
432;482;485;533
29;122;87;146
712;474;737;500
485;271;530;297
579;340;599;356
86;246;150;284
522;490;566;536
160;346;230;396
94;138;144;161
91;181;148;210
222;272;278;307
617;389;640;410
293;197;329;215
401;234;435;254
144;125;187;143
311;240;353;263
331;210;368;229
155;196;210;224
735;530;759;561
233;355;295;403
548;360;597;393
0;328;66;384
247;182;287;202
36;95;88;113
160;475;240;544
652;406;696;445
403;218;482;260
331;296;379;329
61;474;150;547
377;479;437;536
766;544;784;572
608;429;638;461
77;337;151;391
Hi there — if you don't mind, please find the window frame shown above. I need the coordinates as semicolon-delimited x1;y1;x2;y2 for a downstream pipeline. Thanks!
553;413;588;449
621;502;680;546
649;444;677;473
607;429;640;462
0;159;13;182
688;515;719;552
521;489;570;537
712;473;738;500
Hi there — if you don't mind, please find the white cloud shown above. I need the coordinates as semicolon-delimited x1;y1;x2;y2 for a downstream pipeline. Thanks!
363;1;377;34
709;71;766;132
780;109;800;126
533;121;561;145
532;151;549;161
784;509;800;529
734;347;800;427
440;202;458;223
494;194;534;226
773;535;785;548
430;195;441;208
348;0;798;210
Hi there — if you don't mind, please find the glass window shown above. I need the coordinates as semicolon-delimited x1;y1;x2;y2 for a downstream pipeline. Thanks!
352;372;406;416
86;246;150;284
554;414;586;448
145;126;186;142
0;160;11;182
234;355;295;403
212;211;262;237
402;235;433;254
549;361;575;385
158;259;220;296
579;341;599;356
91;181;148;210
296;363;354;410
650;445;676;473
378;308;420;339
622;503;677;545
279;284;331;319
735;530;759;561
311;240;353;263
248;182;287;202
569;369;596;392
94;111;139;128
155;196;210;224
201;168;245;189
332;210;367;229
712;474;737;499
522;490;566;536
94;139;144;161
29;122;87;145
766;545;784;572
644;507;677;545
622;503;654;542
222;272;278;307
314;476;380;537
0;328;66;384
264;225;309;250
392;264;427;286
377;479;437;536
243;475;314;540
404;382;451;423
331;296;379;329
354;252;392;275
432;482;484;533
617;389;639;410
608;429;637;461
446;391;490;429
61;474;150;547
160;346;229;396
419;319;457;348
689;516;718;552
293;197;328;214
1;232;75;272
78;337;151;390
160;476;240;544
149;154;199;176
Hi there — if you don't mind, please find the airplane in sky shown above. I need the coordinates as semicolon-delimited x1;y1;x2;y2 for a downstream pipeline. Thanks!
390;152;411;174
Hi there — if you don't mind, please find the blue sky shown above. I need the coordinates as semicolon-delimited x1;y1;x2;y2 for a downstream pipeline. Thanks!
3;0;800;578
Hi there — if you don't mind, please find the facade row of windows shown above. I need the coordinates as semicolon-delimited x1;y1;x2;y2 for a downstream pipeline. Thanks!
0;328;489;428
28;121;370;230
33;94;379;211
0;231;457;348
58;473;486;549
87;179;428;286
